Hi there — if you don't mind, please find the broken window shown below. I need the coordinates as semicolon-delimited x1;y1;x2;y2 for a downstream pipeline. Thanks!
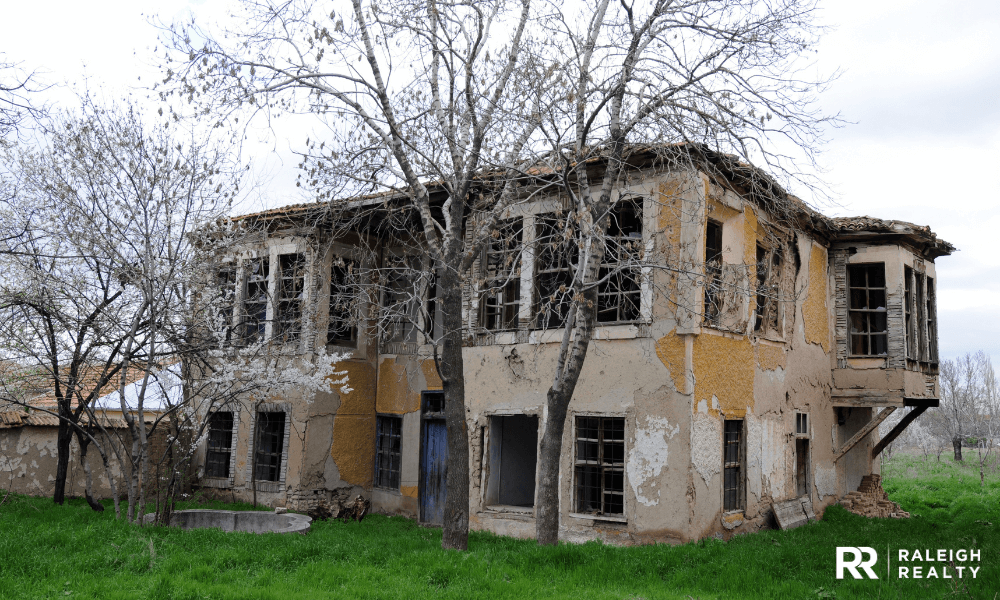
754;244;782;334
253;411;286;482
704;220;724;325
484;415;538;508
480;218;523;331
205;411;234;479
328;257;359;345
574;416;625;516
848;263;887;356
422;390;445;415
926;277;938;363
215;265;237;345
597;199;643;323
905;266;915;359
534;214;577;329
381;255;422;344
274;253;306;344
241;257;269;344
374;415;402;490
723;419;744;511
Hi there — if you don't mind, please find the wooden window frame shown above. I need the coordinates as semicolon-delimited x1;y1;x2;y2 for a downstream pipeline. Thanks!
573;415;626;517
374;415;403;490
848;263;888;357
723;419;744;512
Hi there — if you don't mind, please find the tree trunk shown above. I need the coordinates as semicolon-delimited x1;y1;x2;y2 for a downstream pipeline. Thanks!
438;264;470;551
75;431;104;512
952;437;963;461
53;411;72;505
536;293;598;545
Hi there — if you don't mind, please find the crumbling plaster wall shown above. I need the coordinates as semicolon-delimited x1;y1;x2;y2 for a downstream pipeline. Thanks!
0;426;122;499
668;175;839;540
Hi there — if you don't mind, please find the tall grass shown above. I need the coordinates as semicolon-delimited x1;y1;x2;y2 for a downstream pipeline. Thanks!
0;454;996;599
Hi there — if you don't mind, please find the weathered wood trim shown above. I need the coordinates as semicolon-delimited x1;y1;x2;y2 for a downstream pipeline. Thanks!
833;250;848;368
871;406;927;459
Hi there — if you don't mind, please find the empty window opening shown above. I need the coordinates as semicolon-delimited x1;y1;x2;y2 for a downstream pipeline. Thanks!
534;214;578;329
375;416;402;490
480;218;523;331
216;265;237;345
704;220;724;325
484;415;538;508
926;277;937;363
422;390;445;416
381;255;422;344
574;416;625;516
723;419;744;511
904;266;915;359
796;439;810;497
598;199;643;323
848;263;887;356
242;257;269;343
205;411;234;479
754;244;782;334
275;253;306;343
329;257;359;345
253;411;286;482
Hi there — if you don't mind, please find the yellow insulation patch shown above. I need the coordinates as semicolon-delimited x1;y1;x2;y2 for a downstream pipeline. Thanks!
330;361;376;487
655;331;687;394
692;334;754;415
756;344;786;371
803;244;831;352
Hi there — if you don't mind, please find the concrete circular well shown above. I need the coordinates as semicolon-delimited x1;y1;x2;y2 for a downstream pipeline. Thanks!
144;509;312;535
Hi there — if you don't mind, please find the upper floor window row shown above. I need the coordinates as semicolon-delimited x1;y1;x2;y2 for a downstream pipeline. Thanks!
846;262;938;362
478;198;644;332
216;251;349;349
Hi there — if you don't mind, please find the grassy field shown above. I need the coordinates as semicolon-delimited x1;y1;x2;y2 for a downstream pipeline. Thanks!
1;455;997;600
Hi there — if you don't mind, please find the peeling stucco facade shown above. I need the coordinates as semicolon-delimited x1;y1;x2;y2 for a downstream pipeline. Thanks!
183;152;951;544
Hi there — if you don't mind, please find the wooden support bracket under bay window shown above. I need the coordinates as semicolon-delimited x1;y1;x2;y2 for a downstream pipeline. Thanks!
871;406;928;459
833;406;897;462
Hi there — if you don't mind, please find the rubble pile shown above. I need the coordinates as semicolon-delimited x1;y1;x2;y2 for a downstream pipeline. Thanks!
839;474;910;519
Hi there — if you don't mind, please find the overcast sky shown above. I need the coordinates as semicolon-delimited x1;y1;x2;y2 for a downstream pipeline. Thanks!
2;0;997;366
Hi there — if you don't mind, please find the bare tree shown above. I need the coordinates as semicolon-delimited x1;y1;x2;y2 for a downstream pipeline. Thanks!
0;54;46;143
529;0;836;544
161;0;560;550
0;96;240;515
930;353;993;462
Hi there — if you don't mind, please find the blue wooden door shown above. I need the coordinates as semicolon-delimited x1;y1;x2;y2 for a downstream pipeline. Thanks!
420;419;448;525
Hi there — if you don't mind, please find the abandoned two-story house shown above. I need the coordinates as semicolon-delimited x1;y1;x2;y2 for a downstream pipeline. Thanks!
194;147;952;543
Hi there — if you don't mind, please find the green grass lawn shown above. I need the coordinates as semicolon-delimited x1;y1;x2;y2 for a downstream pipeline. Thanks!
1;454;997;600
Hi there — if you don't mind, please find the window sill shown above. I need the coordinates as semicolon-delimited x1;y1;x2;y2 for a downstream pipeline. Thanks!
484;504;534;515
200;477;233;489
568;512;627;523
254;480;284;493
